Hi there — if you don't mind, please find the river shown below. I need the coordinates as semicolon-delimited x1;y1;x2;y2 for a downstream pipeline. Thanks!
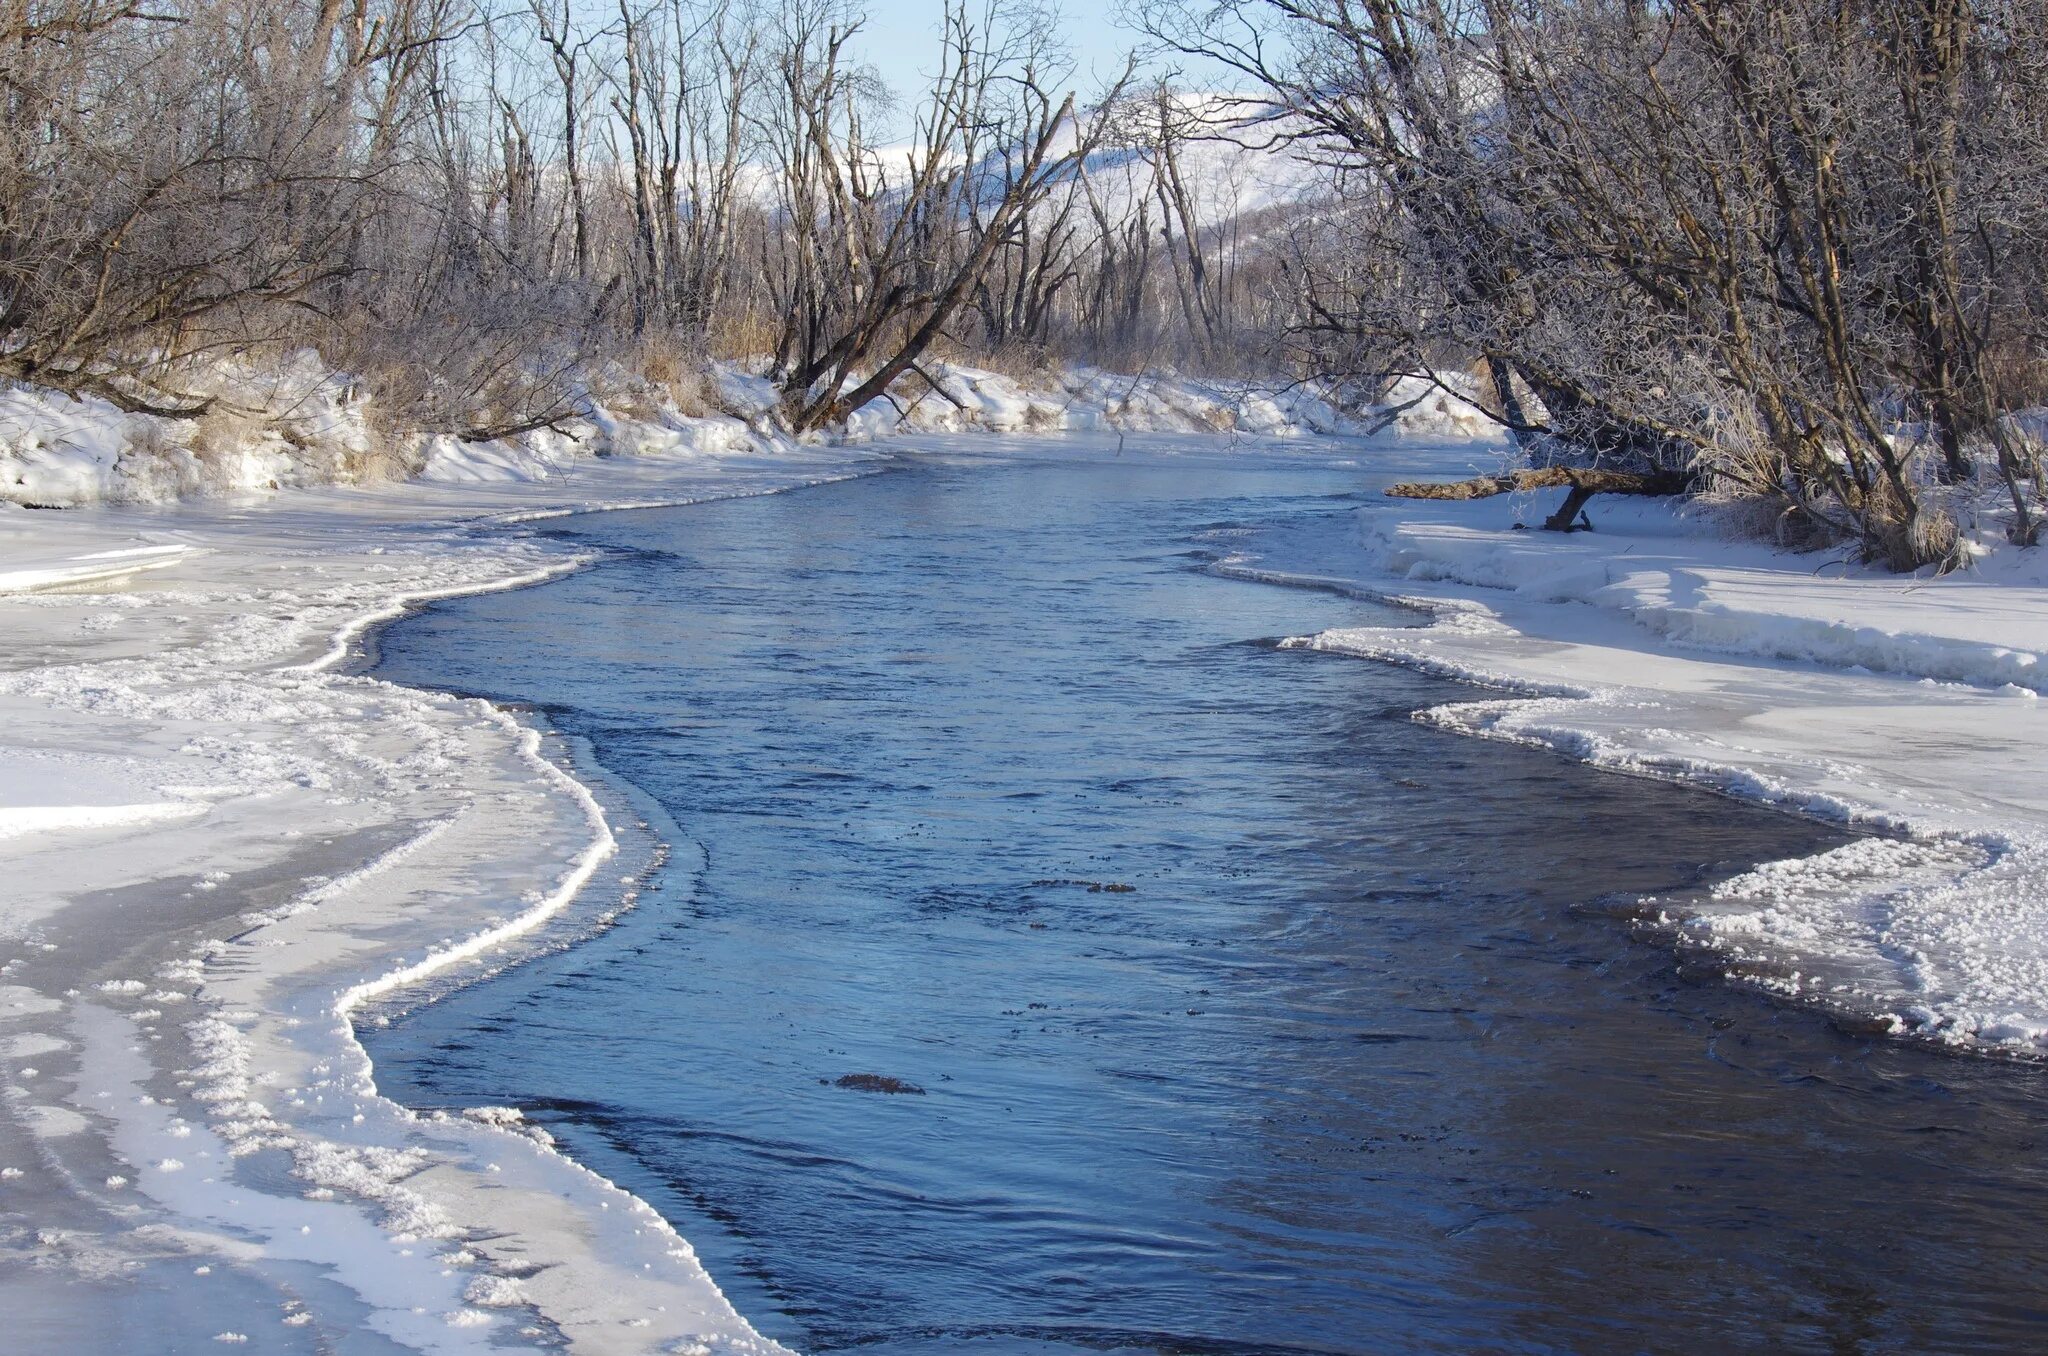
365;445;2048;1355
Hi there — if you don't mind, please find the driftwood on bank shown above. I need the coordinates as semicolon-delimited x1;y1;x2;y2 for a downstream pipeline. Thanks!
1384;465;1689;532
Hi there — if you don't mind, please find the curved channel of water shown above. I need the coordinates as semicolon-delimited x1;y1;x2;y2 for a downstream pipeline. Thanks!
368;448;2048;1355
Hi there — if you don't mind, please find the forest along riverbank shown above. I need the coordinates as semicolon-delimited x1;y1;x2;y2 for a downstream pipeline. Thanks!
369;450;2048;1356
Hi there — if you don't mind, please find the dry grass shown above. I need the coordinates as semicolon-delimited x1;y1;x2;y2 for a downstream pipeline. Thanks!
927;339;1059;387
705;310;780;364
623;333;715;418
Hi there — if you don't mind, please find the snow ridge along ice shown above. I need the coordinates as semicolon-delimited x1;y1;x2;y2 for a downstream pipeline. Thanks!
0;440;891;1352
1216;440;2048;1054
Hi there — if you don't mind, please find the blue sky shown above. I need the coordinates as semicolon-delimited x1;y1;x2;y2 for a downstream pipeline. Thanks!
849;1;1151;108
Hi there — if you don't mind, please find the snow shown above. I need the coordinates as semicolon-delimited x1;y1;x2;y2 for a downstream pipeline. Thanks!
0;427;878;1353
0;353;389;506
0;348;1489;512
1219;436;2048;1053
1062;94;1329;225
0;540;192;594
0;750;209;841
1346;470;2048;692
842;363;1493;442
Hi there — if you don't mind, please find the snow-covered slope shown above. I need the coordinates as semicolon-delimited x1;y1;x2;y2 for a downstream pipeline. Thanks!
0;355;789;509
0;355;385;506
1052;93;1326;226
844;363;1494;441
0;357;1482;509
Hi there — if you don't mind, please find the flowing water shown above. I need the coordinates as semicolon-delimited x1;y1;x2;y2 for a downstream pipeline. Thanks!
367;447;2048;1355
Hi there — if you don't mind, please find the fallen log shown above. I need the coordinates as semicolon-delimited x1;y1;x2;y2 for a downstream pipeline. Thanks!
1384;465;1688;532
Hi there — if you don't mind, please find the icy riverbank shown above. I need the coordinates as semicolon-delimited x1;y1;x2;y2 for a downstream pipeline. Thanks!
0;352;1458;1354
1219;439;2048;1051
0;356;1489;509
0;436;890;1354
5;413;2046;1354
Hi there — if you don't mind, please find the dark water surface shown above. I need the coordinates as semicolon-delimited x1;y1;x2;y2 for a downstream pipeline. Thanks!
368;450;2048;1355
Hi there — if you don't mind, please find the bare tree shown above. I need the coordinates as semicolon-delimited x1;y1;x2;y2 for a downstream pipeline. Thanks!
763;0;1130;431
1144;0;2048;565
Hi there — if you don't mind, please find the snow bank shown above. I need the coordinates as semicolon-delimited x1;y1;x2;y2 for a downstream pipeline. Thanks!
416;400;771;488
1351;480;2048;695
0;354;800;509
1220;441;2048;1054
0;437;876;1352
843;363;1499;443
0;354;392;506
0;354;1499;510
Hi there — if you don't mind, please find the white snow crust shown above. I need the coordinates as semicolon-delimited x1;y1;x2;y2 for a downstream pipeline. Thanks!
1218;436;2048;1053
0;428;883;1353
0;354;1471;511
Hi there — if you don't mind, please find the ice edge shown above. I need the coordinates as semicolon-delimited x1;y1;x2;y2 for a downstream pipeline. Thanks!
1216;555;2039;1058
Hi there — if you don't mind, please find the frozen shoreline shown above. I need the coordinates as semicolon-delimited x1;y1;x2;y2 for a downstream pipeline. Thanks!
1216;438;2048;1053
3;421;2045;1353
0;360;1480;1354
0;438;887;1354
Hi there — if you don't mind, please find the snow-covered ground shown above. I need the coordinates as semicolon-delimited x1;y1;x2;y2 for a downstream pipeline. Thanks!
0;431;887;1354
0;356;1486;509
1220;438;2048;1052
